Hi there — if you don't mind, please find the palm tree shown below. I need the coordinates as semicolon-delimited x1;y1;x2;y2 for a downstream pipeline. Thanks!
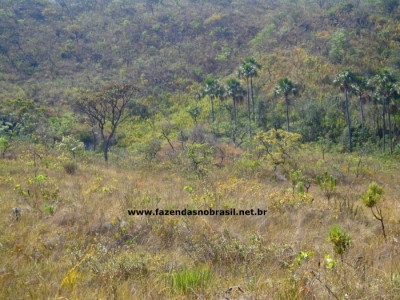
225;78;246;125
237;57;261;135
371;70;397;153
333;70;356;153
273;77;298;132
243;57;261;122
238;64;252;135
201;76;224;124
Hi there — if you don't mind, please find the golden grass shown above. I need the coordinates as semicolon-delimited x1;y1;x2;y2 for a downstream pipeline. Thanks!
0;144;400;299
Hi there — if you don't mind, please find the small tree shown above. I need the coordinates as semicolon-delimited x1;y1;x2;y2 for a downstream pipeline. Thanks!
185;143;214;179
187;105;202;125
159;120;175;151
57;135;85;158
254;129;302;168
289;169;311;194
0;137;10;158
328;224;351;262
316;172;337;203
75;84;139;162
362;182;386;239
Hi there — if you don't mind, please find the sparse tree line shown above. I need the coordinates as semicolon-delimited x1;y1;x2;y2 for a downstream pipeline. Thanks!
2;61;400;162
194;59;400;155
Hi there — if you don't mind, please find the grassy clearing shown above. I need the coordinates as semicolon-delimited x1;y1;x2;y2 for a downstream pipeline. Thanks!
0;143;400;299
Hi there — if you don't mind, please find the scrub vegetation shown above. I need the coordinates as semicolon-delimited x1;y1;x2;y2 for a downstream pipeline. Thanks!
1;0;400;299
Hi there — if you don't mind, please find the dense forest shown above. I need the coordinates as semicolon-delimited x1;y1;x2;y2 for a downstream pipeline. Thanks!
1;0;400;299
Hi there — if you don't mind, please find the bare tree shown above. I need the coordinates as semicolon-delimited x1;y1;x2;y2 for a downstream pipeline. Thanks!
75;84;139;162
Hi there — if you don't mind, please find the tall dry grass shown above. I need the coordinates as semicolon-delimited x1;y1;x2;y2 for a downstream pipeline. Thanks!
0;143;399;299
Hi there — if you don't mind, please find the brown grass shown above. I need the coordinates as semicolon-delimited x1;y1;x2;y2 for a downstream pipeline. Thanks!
0;144;400;299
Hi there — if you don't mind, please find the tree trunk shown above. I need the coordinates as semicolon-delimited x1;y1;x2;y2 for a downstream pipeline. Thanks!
388;101;393;154
210;96;215;124
382;98;386;152
103;140;109;162
345;89;352;153
233;96;237;125
359;95;364;137
92;129;97;151
251;78;256;123
285;96;290;132
246;78;252;136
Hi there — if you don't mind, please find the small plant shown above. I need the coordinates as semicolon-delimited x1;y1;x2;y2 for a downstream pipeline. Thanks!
362;182;386;239
324;254;338;269
289;169;311;194
254;129;302;167
57;135;85;158
44;203;55;215
295;250;313;266
169;264;211;295
63;161;78;174
328;224;351;261
139;138;161;162
0;136;10;158
187;104;202;125
184;143;214;179
316;171;337;203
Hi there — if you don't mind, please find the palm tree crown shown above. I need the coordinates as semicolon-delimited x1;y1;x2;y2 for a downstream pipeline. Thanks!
201;76;224;124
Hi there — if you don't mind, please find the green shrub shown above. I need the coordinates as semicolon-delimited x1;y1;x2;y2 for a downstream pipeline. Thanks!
169;264;211;295
362;182;384;208
328;224;351;258
316;171;337;202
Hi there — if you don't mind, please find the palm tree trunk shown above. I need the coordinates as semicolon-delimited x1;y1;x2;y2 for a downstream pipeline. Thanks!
285;96;290;132
246;77;251;136
233;96;237;125
210;96;215;124
382;98;386;152
388;101;393;154
345;89;352;152
359;95;364;137
251;78;256;123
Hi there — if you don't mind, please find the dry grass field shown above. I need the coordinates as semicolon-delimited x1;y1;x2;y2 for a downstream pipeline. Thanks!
1;142;400;300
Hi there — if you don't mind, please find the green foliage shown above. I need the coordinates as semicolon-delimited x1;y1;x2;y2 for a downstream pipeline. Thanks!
139;138;162;162
43;203;55;215
328;224;351;256
57;135;85;158
289;169;310;195
187;105;202;125
362;182;387;239
14;174;59;211
255;129;302;166
329;29;349;64
48;113;76;138
184;143;214;178
362;182;384;208
168;264;211;295
295;250;313;266
316;171;337;201
0;137;10;158
236;153;260;177
324;254;338;269
273;78;298;99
